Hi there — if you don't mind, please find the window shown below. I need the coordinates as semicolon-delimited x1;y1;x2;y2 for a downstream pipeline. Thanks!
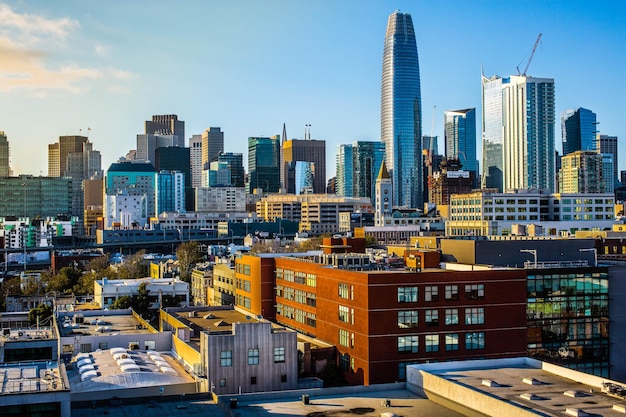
465;284;485;300
99;342;109;350
425;335;439;352
398;286;418;303
425;309;439;327
339;283;350;299
445;285;458;300
339;329;350;347
248;348;259;365
80;343;92;353
425;286;439;302
465;308;485;325
250;376;257;385
445;309;459;325
281;374;287;383
274;347;285;363
339;305;350;323
339;353;350;371
219;378;226;387
221;350;232;367
466;332;485;350
398;310;418;328
445;334;459;351
398;336;419;353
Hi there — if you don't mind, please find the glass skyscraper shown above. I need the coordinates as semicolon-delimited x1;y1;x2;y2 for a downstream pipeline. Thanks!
336;141;385;204
336;144;354;197
482;75;555;192
381;10;422;208
248;136;280;193
444;108;478;184
561;107;597;155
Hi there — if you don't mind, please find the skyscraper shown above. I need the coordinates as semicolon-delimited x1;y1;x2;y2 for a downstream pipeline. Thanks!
202;127;224;169
561;107;597;155
381;10;422;208
189;134;203;188
444;108;478;184
558;151;606;193
0;131;10;177
336;144;354;197
248;136;281;194
217;152;245;188
145;114;185;142
596;134;619;186
481;74;555;192
282;139;326;194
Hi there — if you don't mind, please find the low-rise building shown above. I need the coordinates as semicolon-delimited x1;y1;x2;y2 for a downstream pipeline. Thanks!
93;277;189;309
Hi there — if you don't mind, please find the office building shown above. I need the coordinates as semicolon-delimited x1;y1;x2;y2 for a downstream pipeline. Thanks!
353;141;385;203
0;131;10;177
154;146;191;187
217;152;245;188
444;108;478;184
596;134;619;186
202;127;224;168
135;134;183;166
196;187;246;212
145;114;184;139
282;139;326;194
558;150;607;193
561;107;597;154
0;176;72;218
381;10;423;208
247;136;280;194
482;74;555;192
156;170;185;215
429;158;474;205
189;134;203;188
104;161;157;222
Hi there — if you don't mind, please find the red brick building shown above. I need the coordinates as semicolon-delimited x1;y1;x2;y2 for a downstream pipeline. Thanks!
235;252;528;385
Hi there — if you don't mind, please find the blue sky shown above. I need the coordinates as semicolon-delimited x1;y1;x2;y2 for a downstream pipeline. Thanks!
1;0;624;179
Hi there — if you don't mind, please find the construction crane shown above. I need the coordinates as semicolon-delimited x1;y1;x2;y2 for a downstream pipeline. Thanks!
517;33;542;76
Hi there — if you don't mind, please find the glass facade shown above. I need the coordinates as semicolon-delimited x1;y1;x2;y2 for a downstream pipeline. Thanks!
444;108;478;186
381;11;422;208
0;176;72;218
526;267;609;377
336;144;353;197
248;136;280;193
562;107;597;155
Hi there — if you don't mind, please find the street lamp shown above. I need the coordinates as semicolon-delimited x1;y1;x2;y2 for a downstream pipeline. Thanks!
520;249;537;268
579;248;597;267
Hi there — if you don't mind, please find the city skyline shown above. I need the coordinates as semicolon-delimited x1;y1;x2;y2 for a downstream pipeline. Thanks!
1;1;625;179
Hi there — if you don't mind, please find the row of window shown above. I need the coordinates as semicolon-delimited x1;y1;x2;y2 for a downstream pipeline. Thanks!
398;284;484;303
235;263;251;276
397;332;485;353
220;347;286;367
398;307;484;328
216;374;289;388
276;268;317;287
276;303;317;327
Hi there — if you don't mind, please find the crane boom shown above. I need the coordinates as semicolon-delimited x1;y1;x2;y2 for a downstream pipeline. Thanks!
522;33;542;76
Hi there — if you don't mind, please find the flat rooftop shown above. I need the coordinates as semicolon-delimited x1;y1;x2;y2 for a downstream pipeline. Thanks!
0;361;67;395
57;313;153;337
68;348;195;393
230;387;466;417
171;307;290;335
411;358;626;417
0;326;55;342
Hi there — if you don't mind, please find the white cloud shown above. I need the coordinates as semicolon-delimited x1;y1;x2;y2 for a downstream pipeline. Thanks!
0;3;133;94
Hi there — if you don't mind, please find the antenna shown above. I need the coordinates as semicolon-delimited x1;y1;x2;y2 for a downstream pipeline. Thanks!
517;33;542;76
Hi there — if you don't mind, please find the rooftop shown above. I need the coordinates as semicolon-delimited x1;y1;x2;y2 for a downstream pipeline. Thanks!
57;312;152;338
0;361;67;395
169;306;289;335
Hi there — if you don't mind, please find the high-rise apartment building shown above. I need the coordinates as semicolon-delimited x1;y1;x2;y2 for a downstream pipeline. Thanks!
201;127;224;169
561;107;597;155
145;114;185;141
248;136;281;194
189;134;203;188
444;108;478;183
381;10;423;208
596;134;619;186
558;151;606;194
282;139;326;194
482;74;555;192
0;131;10;177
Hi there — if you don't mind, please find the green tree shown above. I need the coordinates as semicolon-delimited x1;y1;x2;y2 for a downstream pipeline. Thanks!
176;241;202;282
28;303;53;325
364;235;377;247
110;295;133;310
117;250;148;279
0;276;22;310
45;267;82;294
318;361;346;387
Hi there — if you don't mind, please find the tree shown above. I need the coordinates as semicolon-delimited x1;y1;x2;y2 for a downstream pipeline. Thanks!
364;235;377;247
318;361;346;387
28;303;53;325
117;250;148;279
110;295;132;310
45;267;82;294
0;276;22;311
176;241;202;282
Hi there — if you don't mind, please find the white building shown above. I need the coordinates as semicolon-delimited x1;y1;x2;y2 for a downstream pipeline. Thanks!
189;134;203;188
195;187;246;212
104;192;148;229
94;277;189;308
447;189;615;236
